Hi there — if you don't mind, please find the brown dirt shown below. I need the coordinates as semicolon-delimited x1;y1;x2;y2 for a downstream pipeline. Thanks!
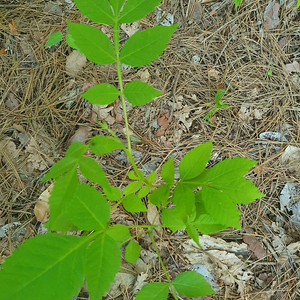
1;0;300;299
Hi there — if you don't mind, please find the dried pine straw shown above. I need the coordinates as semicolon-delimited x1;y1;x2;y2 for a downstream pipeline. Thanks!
1;0;300;299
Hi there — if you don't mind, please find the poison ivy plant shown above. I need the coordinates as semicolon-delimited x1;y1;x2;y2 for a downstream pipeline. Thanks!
0;1;264;300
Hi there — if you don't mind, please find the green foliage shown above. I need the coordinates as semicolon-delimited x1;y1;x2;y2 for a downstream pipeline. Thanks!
172;271;216;297
0;1;264;300
45;31;63;47
233;0;242;7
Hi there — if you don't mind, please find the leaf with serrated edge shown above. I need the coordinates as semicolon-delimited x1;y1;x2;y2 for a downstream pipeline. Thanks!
0;234;87;300
120;25;178;67
118;0;163;24
179;141;212;181
123;181;143;195
67;21;115;64
82;83;119;105
200;157;264;204
161;157;175;184
192;213;227;234
85;233;121;300
89;135;125;155
201;186;241;229
73;0;115;25
124;80;162;105
122;194;148;213
135;282;169;300
45;168;79;231
173;271;216;297
125;240;140;263
68;184;110;230
42;142;87;182
79;157;121;201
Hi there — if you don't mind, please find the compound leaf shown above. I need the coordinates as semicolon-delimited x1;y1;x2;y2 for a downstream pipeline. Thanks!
68;184;110;231
179;141;212;181
118;0;163;24
73;0;115;25
125;240;140;263
45;168;80;231
42;142;88;182
120;24;178;67
45;31;63;47
123;80;162;106
161;157;174;184
82;83;119;105
85;233;121;300
89;135;125;155
136;282;169;300
122;194;148;213
79;157;121;201
173;271;216;297
0;234;87;300
67;21;115;64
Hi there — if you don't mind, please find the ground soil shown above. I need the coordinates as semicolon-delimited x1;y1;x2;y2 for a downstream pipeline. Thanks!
1;0;300;299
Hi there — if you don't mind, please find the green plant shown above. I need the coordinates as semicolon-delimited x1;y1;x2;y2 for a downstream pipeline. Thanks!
0;1;264;300
202;88;229;124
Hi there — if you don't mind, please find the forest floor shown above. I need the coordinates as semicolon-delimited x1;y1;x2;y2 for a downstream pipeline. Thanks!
1;0;300;299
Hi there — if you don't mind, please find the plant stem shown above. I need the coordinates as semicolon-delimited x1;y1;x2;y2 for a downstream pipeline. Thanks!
113;24;139;174
149;230;179;300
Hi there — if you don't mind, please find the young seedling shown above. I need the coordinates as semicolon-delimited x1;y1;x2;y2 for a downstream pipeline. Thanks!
0;1;264;300
202;88;229;124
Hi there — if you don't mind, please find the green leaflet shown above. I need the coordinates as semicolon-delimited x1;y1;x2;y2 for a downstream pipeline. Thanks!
192;214;227;234
85;233;121;300
173;271;216;297
89;135;125;155
106;224;131;243
125;240;140;263
45;168;80;231
67;21;115;64
68;184;110;231
82;83;120;105
161;207;185;232
136;282;169;300
161;156;175;184
122;194;148;213
118;0;163;24
200;157;264;204
79;156;121;201
42;141;88;182
123;180;143;195
171;182;195;217
0;234;87;300
138;185;150;198
109;0;126;18
148;185;170;207
73;0;115;25
120;24;178;67
123;80;162;106
185;223;200;247
179;141;212;181
146;171;157;184
201;186;242;229
44;31;63;47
